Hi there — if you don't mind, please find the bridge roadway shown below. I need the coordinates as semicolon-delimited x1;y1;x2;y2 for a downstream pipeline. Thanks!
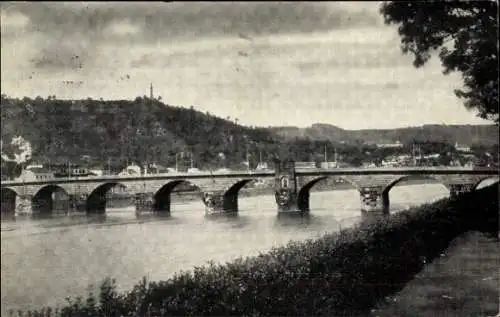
1;164;498;216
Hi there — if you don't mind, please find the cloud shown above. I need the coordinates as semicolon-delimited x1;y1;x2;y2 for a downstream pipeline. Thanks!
30;38;88;71
2;2;382;40
2;2;491;129
0;8;29;28
1;2;383;73
104;20;141;37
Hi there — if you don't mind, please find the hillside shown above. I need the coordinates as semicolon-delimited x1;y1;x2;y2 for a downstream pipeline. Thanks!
269;123;499;146
0;95;281;171
1;95;498;178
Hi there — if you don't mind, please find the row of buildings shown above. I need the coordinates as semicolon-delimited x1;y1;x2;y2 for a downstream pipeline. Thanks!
9;139;488;182
13;162;200;182
374;141;472;153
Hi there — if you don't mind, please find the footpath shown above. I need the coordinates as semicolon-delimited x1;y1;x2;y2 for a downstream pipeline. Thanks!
369;231;500;317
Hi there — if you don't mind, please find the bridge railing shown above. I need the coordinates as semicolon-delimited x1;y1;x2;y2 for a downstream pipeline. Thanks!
1;166;497;186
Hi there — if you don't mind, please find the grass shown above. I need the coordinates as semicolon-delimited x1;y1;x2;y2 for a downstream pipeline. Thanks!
369;231;499;317
9;183;499;317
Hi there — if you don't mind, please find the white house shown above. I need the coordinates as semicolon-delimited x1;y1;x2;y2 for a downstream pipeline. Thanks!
118;164;142;176
376;141;403;149
455;142;471;153
26;163;44;170
255;162;269;170
14;168;54;182
89;169;104;176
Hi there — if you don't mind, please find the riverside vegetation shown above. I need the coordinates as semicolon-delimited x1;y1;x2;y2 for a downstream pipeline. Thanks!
9;183;499;317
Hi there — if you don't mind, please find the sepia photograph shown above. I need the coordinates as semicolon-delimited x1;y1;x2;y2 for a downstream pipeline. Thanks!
1;1;499;316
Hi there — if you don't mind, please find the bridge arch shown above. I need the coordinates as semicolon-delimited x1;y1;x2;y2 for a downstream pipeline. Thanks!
225;179;256;197
382;175;451;195
297;176;358;212
87;182;128;213
153;180;200;212
1;187;18;214
473;176;500;190
32;185;69;215
221;179;258;212
382;175;451;212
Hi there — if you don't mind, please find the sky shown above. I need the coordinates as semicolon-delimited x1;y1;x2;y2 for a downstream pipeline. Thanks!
0;1;493;130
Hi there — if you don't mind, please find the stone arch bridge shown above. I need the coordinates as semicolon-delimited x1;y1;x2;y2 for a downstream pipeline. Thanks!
1;162;498;216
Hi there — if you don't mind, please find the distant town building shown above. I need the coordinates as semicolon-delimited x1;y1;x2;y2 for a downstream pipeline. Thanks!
26;163;44;170
89;169;103;176
362;162;377;168
255;162;269;170
145;163;169;174
380;154;413;167
423;153;440;159
294;162;317;169
376;141;403;149
52;165;93;177
320;162;338;169
14;168;54;182
119;164;142;176
455;142;471;153
381;159;399;167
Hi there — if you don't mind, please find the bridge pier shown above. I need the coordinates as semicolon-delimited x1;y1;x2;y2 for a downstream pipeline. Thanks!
449;183;474;198
274;159;308;214
15;194;33;216
359;186;389;214
275;188;302;213
134;192;172;215
69;194;88;213
135;192;159;215
202;191;238;215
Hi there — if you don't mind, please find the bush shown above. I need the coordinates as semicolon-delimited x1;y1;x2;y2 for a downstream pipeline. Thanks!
15;184;499;317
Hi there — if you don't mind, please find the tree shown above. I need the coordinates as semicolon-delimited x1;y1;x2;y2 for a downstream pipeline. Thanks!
380;1;499;124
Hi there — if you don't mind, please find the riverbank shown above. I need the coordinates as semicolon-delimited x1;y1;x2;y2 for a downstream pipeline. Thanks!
14;183;498;317
369;231;499;316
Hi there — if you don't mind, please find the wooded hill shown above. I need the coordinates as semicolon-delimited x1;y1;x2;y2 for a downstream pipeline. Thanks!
1;95;285;171
269;123;499;146
1;95;498;174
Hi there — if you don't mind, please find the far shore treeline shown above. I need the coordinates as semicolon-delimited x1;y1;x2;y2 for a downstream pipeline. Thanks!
1;95;498;179
10;182;498;317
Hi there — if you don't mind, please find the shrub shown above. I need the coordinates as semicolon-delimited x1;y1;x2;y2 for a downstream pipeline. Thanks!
16;183;499;317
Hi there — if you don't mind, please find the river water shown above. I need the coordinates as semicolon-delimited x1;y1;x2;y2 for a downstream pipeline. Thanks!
0;183;463;313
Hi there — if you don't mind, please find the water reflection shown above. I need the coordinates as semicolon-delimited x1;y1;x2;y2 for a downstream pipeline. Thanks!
275;211;311;220
360;211;390;224
31;212;72;221
135;212;173;221
274;213;313;229
0;213;16;222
